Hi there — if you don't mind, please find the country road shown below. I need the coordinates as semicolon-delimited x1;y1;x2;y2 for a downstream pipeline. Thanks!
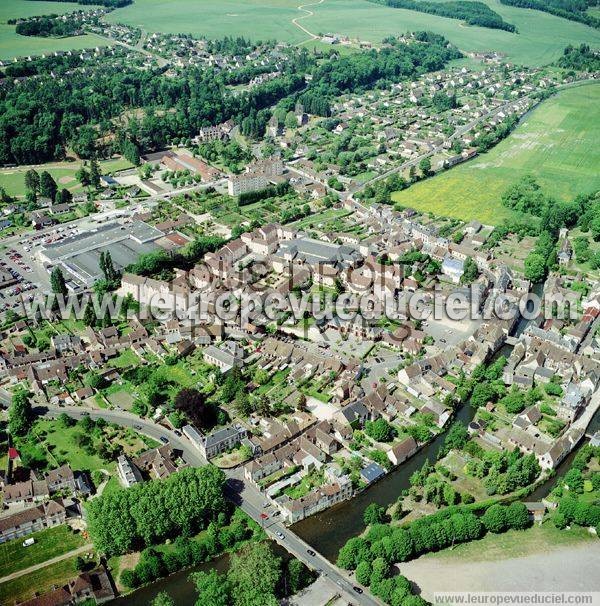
292;0;326;45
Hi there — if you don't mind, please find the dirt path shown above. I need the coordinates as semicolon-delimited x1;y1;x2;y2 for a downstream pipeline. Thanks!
400;541;600;599
292;0;326;45
0;544;94;584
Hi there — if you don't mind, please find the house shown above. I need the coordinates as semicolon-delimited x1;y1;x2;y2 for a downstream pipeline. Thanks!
387;436;418;466
203;341;244;373
133;444;184;480
117;455;143;487
441;255;464;284
188;424;248;459
336;401;370;427
360;462;386;485
0;499;66;543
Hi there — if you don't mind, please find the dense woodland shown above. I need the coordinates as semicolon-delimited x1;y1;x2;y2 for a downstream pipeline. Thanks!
369;0;517;31
557;43;600;71
14;15;82;38
499;0;600;28
86;466;226;555
26;0;132;7
0;33;460;166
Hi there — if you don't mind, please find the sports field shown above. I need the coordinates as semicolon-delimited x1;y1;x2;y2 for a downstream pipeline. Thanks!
391;83;600;224
104;0;600;66
0;0;107;60
0;158;132;198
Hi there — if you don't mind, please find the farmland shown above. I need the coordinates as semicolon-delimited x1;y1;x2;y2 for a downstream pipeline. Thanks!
0;0;107;60
104;0;600;66
392;83;600;224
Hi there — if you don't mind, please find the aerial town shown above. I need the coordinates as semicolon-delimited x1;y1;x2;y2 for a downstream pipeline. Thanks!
0;2;599;606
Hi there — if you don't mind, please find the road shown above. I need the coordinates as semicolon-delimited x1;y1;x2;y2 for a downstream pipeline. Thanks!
19;401;380;606
0;543;94;584
292;0;326;46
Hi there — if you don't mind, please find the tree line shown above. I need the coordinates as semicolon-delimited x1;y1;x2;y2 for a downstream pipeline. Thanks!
369;0;516;31
499;0;600;29
337;501;531;596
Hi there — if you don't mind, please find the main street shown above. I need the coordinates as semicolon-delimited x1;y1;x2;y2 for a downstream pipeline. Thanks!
9;398;381;606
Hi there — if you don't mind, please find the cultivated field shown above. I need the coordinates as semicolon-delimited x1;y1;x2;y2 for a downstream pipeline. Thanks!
392;83;600;224
104;0;600;66
0;0;107;60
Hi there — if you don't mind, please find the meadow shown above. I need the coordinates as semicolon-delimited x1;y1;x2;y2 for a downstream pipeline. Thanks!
0;0;107;60
104;0;600;66
0;158;132;198
391;82;600;224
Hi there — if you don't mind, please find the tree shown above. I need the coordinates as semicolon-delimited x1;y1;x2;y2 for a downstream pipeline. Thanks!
90;158;101;189
75;556;87;572
24;169;40;197
419;157;431;176
50;267;68;297
564;468;584;493
363;503;387;526
40;171;58;201
286;559;309;595
83;300;98;327
505;502;530;530
8;390;33;437
228;542;280;606
192;570;229;606
76;167;91;189
460;257;479;285
440;421;468;457
174;388;217;429
364;418;395;442
482;504;507;533
524;252;547;283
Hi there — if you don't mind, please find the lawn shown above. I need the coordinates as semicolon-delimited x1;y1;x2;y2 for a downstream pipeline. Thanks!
27;418;154;473
0;1;108;61
0;555;90;605
392;83;600;224
0;158;133;198
0;525;86;579
104;0;600;66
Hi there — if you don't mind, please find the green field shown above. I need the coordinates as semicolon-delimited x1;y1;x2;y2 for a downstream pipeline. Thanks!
104;0;600;66
0;1;108;60
0;525;86;578
392;83;600;224
0;555;85;605
0;158;132;198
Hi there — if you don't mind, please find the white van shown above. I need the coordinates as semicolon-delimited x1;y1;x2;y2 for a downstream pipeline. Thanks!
22;538;35;547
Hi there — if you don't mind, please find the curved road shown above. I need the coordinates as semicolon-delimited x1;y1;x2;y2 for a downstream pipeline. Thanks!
292;0;326;45
25;402;380;606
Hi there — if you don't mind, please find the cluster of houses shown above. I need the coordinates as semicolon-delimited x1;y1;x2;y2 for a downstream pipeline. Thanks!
278;61;561;191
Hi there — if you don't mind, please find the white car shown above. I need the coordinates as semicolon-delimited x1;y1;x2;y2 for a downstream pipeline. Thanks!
276;532;285;540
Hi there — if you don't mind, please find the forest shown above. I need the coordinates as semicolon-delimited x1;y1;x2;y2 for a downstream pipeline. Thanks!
368;0;517;31
14;15;82;38
0;33;460;166
557;43;600;71
499;0;600;28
